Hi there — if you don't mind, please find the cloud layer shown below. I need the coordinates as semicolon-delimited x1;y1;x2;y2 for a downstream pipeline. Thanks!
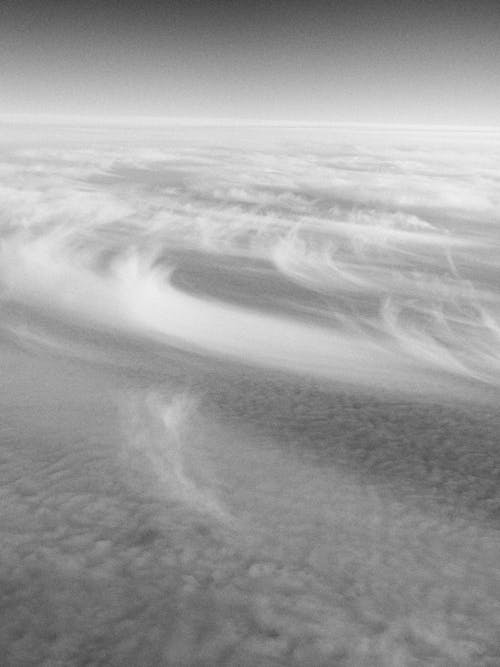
2;126;500;665
1;128;500;397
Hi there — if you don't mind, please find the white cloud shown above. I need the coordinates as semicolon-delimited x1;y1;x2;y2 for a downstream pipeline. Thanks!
1;132;500;392
2;126;500;664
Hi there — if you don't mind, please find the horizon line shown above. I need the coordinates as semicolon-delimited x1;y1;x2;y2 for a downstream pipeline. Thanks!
1;114;500;134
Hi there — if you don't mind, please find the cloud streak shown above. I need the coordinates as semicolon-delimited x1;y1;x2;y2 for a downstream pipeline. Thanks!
1;129;500;396
2;125;500;665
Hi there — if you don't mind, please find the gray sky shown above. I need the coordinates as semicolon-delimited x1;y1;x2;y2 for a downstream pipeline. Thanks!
1;0;499;126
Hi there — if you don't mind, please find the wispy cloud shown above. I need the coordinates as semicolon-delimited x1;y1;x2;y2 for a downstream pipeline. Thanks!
2;127;500;665
1;131;500;393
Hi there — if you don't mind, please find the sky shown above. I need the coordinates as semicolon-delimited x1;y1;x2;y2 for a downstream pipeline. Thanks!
0;0;499;127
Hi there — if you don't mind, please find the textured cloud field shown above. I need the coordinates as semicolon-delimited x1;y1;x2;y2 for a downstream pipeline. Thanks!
1;123;500;665
2;125;500;394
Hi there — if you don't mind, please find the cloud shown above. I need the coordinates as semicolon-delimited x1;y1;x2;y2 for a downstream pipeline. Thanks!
1;133;500;395
1;381;499;665
2;126;500;662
